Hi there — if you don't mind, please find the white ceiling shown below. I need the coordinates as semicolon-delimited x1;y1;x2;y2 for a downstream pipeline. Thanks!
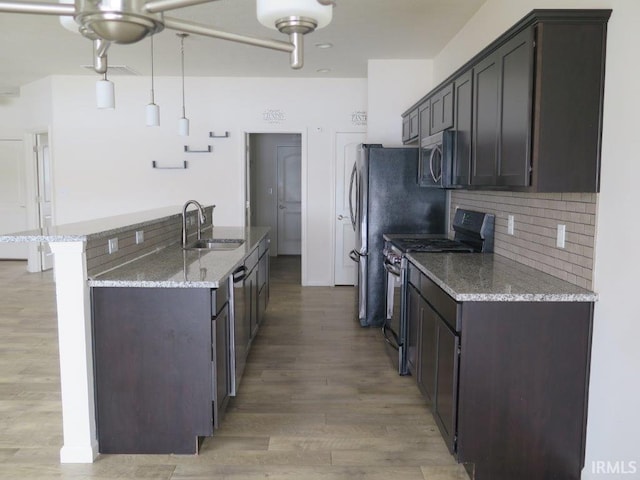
0;0;486;90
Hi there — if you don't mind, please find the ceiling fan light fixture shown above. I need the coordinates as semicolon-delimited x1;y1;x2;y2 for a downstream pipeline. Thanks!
96;74;115;109
256;0;332;31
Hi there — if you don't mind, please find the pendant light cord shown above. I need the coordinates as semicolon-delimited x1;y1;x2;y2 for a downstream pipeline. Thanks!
150;35;155;103
180;34;186;118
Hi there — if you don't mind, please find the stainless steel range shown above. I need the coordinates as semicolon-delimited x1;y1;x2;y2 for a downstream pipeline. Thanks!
382;209;495;374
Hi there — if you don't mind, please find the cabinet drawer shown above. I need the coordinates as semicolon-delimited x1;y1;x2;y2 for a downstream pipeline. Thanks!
245;247;259;272
419;274;458;332
211;283;229;317
408;263;421;288
259;236;270;257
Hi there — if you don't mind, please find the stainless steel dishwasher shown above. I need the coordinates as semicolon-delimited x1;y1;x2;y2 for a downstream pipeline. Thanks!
229;265;247;396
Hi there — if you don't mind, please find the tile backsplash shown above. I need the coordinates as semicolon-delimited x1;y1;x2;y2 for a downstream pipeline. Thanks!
449;191;596;289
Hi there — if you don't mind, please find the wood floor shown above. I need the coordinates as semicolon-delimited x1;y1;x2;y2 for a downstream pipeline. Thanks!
0;256;469;479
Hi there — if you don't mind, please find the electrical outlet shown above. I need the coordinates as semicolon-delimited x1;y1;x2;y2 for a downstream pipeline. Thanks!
108;238;119;254
135;230;144;244
556;224;566;248
507;215;515;235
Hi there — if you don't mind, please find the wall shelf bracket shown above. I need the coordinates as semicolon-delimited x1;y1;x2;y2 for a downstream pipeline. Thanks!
152;161;188;169
184;145;212;153
209;131;230;138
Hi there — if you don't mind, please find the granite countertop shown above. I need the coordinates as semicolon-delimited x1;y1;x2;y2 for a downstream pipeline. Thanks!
88;226;269;289
0;206;186;242
407;252;597;302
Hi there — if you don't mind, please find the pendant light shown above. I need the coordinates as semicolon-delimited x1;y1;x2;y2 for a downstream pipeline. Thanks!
96;71;114;109
145;35;160;126
177;33;189;137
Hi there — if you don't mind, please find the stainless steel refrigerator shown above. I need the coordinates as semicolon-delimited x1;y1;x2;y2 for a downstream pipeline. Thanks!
349;144;446;327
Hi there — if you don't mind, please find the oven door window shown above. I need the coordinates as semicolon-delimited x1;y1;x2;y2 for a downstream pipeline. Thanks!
418;143;443;187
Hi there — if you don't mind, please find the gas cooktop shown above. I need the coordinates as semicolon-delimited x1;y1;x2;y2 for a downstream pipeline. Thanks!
391;237;475;253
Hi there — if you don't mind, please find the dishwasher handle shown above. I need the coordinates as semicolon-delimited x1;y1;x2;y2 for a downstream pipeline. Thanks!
232;265;248;283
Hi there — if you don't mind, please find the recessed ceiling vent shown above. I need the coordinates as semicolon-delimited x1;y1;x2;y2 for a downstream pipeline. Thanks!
0;87;20;97
81;65;139;76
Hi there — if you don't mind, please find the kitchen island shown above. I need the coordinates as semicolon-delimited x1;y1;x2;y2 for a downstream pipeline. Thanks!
0;207;269;462
404;252;596;480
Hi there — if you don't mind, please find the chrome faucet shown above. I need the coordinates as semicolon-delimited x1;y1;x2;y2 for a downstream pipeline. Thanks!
182;200;206;247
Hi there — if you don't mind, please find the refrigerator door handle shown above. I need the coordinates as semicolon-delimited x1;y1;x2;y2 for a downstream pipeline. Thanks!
348;162;357;231
349;249;360;263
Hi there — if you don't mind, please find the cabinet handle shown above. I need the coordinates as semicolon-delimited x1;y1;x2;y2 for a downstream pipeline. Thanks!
232;266;248;283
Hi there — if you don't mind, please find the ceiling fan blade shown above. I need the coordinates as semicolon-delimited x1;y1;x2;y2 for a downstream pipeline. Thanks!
0;0;75;15
163;16;294;53
144;0;219;14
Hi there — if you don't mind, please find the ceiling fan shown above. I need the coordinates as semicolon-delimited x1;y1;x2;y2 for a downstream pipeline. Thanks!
0;0;335;75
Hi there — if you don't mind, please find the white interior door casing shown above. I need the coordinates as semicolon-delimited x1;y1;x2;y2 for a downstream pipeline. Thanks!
0;139;28;259
334;132;366;285
36;133;54;270
277;145;302;255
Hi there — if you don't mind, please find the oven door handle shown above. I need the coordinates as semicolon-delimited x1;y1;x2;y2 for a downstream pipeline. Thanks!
383;259;401;277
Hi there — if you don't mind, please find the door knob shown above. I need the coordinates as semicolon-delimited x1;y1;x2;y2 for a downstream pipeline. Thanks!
337;215;345;220
278;205;285;210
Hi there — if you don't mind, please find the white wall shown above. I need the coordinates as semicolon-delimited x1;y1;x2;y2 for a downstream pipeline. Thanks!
434;1;640;477
18;75;366;285
366;59;433;145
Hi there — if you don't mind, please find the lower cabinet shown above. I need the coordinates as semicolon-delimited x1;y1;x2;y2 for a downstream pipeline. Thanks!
406;261;594;480
92;285;230;454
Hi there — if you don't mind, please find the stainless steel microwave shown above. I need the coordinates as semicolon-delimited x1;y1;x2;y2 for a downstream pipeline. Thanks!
418;131;453;188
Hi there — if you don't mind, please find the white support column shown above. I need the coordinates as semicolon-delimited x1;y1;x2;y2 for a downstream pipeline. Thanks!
49;241;99;463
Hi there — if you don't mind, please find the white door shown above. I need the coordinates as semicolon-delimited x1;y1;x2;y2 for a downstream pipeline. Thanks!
334;132;365;285
276;145;301;255
0;139;28;259
36;134;54;270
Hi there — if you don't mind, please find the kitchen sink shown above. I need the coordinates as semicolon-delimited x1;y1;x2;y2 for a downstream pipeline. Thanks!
184;238;245;251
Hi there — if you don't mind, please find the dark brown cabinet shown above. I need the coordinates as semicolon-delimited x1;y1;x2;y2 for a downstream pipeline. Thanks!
405;260;595;480
402;107;419;144
403;10;610;192
92;286;230;454
430;83;454;134
452;70;473;186
418;101;431;139
471;28;533;187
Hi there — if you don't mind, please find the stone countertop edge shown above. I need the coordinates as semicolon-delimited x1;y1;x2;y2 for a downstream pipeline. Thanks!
406;252;598;303
0;205;198;243
88;226;270;289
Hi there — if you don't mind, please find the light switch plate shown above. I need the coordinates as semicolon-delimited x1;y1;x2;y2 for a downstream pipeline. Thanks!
108;238;119;254
135;230;144;244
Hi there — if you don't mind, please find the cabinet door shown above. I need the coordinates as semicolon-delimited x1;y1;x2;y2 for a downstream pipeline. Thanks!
409;109;419;140
471;50;500;186
452;70;473;186
434;318;460;455
419;101;431;139
406;283;421;376
431;84;454;133
497;28;533;187
402;115;411;143
212;305;230;429
418;299;437;402
247;266;258;339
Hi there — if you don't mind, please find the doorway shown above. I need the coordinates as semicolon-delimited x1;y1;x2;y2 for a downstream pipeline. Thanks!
247;133;302;264
34;133;53;271
0;138;28;259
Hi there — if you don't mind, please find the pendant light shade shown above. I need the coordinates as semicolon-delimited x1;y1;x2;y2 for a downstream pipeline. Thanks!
146;35;160;126
96;75;114;109
177;33;189;136
178;116;190;136
256;0;333;30
146;103;160;126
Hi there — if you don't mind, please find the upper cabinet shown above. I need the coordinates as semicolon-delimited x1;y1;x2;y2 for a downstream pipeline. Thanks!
430;84;454;135
403;9;611;193
402;107;419;144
